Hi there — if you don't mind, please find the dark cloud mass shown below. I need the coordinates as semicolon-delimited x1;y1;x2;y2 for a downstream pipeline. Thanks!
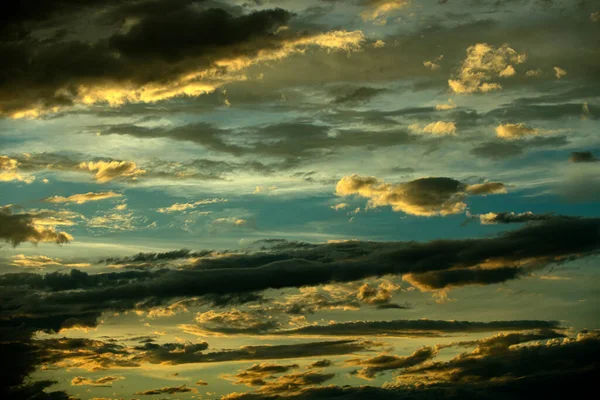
0;208;72;246
2;218;599;334
570;151;599;163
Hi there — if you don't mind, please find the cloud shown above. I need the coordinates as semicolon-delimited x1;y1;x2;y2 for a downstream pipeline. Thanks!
409;121;457;136
331;87;385;105
335;175;506;216
78;161;146;183
307;360;333;369
267;319;560;338
0;156;34;183
135;340;378;365
435;99;456;110
495;123;539;139
227;363;300;387
134;385;196;395
238;330;598;400
1;4;365;117
472;211;574;225
0;208;73;246
449;43;526;94
465;182;507;195
393;330;600;390
44;191;122;204
570;151;598;163
193;309;281;335
157;198;227;213
360;0;409;24
356;281;400;305
554;66;567;79
10;254;90;269
403;266;525;291
71;376;124;387
471;136;568;159
348;346;437;379
5;218;600;332
225;367;336;397
526;68;542;77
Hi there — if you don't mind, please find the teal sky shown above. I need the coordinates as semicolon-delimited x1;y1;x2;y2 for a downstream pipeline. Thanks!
1;1;600;399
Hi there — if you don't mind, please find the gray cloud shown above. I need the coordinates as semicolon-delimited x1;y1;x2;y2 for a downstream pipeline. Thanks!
570;151;599;163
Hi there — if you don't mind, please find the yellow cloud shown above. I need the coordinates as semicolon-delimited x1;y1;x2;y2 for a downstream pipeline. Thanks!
78;160;146;183
11;30;365;118
0;156;34;183
449;43;526;94
361;0;409;24
409;121;457;136
44;191;122;204
495;123;538;139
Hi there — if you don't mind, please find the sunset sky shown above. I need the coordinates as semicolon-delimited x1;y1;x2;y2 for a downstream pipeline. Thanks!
1;1;600;399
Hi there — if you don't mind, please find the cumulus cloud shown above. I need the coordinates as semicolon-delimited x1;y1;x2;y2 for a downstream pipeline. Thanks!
44;191;122;204
554;66;567;79
71;376;124;387
78;161;146;183
409;121;457;136
0;156;34;183
495;123;539;139
526;68;542;77
0;208;73;246
227;363;300;387
193;309;281;335
335;174;506;216
435;99;456;110
449;43;526;94
348;347;437;379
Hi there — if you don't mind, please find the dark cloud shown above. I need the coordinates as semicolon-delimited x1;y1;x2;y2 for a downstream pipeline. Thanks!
471;136;569;160
230;363;300;387
570;151;598;163
337;175;506;216
396;329;600;390
2;218;600;331
348;347;437;379
470;211;577;225
109;7;291;62
403;266;524;290
268;319;560;337
220;330;600;400
0;3;310;116
307;360;333;369
0;208;72;246
135;340;378;365
135;385;196;395
331;87;386;105
94;121;421;163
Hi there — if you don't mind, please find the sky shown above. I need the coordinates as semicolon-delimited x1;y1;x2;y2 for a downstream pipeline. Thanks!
1;0;599;399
